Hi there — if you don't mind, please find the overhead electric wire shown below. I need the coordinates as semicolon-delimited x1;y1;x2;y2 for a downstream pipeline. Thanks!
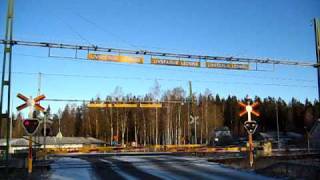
73;12;194;53
56;17;93;46
44;98;89;102
10;71;317;89
45;7;93;46
74;13;141;49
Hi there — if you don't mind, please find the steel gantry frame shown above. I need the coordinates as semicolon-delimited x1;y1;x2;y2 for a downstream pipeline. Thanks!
0;0;14;164
0;39;317;67
0;0;319;164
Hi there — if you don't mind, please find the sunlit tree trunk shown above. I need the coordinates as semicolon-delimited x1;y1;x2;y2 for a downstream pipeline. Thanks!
134;112;138;145
142;109;146;146
205;100;208;144
187;103;190;144
121;109;127;146
95;113;99;138
178;105;181;145
121;116;125;146
110;107;113;145
88;116;92;137
167;104;170;145
155;108;158;145
126;126;129;144
116;109;119;143
175;113;178;145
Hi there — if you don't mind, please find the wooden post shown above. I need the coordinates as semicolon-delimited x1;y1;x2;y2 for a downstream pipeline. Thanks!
28;136;32;173
248;133;254;167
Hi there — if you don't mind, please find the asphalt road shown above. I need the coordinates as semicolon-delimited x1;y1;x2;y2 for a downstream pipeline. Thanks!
47;154;274;180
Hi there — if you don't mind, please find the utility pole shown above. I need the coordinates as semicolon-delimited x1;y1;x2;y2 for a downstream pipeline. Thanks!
37;72;41;156
38;72;47;158
38;72;42;96
188;81;197;144
0;0;14;165
314;18;320;100
276;102;280;149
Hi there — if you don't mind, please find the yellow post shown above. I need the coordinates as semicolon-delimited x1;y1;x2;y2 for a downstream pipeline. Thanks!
248;133;254;167
28;136;32;173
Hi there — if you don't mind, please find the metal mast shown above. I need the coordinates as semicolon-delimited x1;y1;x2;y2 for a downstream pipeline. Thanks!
0;0;14;162
314;18;320;100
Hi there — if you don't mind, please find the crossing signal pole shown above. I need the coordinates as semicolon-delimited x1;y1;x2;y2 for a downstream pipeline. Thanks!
239;97;260;167
16;93;45;173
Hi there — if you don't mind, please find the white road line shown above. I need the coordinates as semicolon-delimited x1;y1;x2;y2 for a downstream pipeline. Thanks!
112;156;186;180
100;159;138;180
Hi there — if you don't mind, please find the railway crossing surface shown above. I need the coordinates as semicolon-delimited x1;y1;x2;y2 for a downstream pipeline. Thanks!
45;154;273;180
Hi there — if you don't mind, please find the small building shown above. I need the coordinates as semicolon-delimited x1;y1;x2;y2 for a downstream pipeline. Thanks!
0;135;105;154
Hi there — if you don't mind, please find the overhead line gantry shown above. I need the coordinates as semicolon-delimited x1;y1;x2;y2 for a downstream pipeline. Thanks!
0;39;317;67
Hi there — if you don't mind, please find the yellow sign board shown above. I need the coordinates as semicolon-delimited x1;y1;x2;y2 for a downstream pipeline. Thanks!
88;53;144;64
113;104;138;108
139;103;162;108
87;104;112;108
151;58;200;68
206;62;249;70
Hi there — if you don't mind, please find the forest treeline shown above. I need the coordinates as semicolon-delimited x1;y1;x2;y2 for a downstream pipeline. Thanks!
6;85;320;145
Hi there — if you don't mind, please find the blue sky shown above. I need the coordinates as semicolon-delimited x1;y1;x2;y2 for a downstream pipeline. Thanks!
0;0;320;114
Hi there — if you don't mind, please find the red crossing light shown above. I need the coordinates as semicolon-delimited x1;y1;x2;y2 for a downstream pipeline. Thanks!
22;119;40;135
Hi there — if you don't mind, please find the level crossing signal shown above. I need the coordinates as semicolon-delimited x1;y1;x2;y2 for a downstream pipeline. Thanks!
238;101;260;117
22;119;40;135
238;98;260;167
244;120;258;134
16;93;46;112
238;100;260;134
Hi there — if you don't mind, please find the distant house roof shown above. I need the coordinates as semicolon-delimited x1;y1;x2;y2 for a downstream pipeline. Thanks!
0;137;105;147
0;138;29;146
